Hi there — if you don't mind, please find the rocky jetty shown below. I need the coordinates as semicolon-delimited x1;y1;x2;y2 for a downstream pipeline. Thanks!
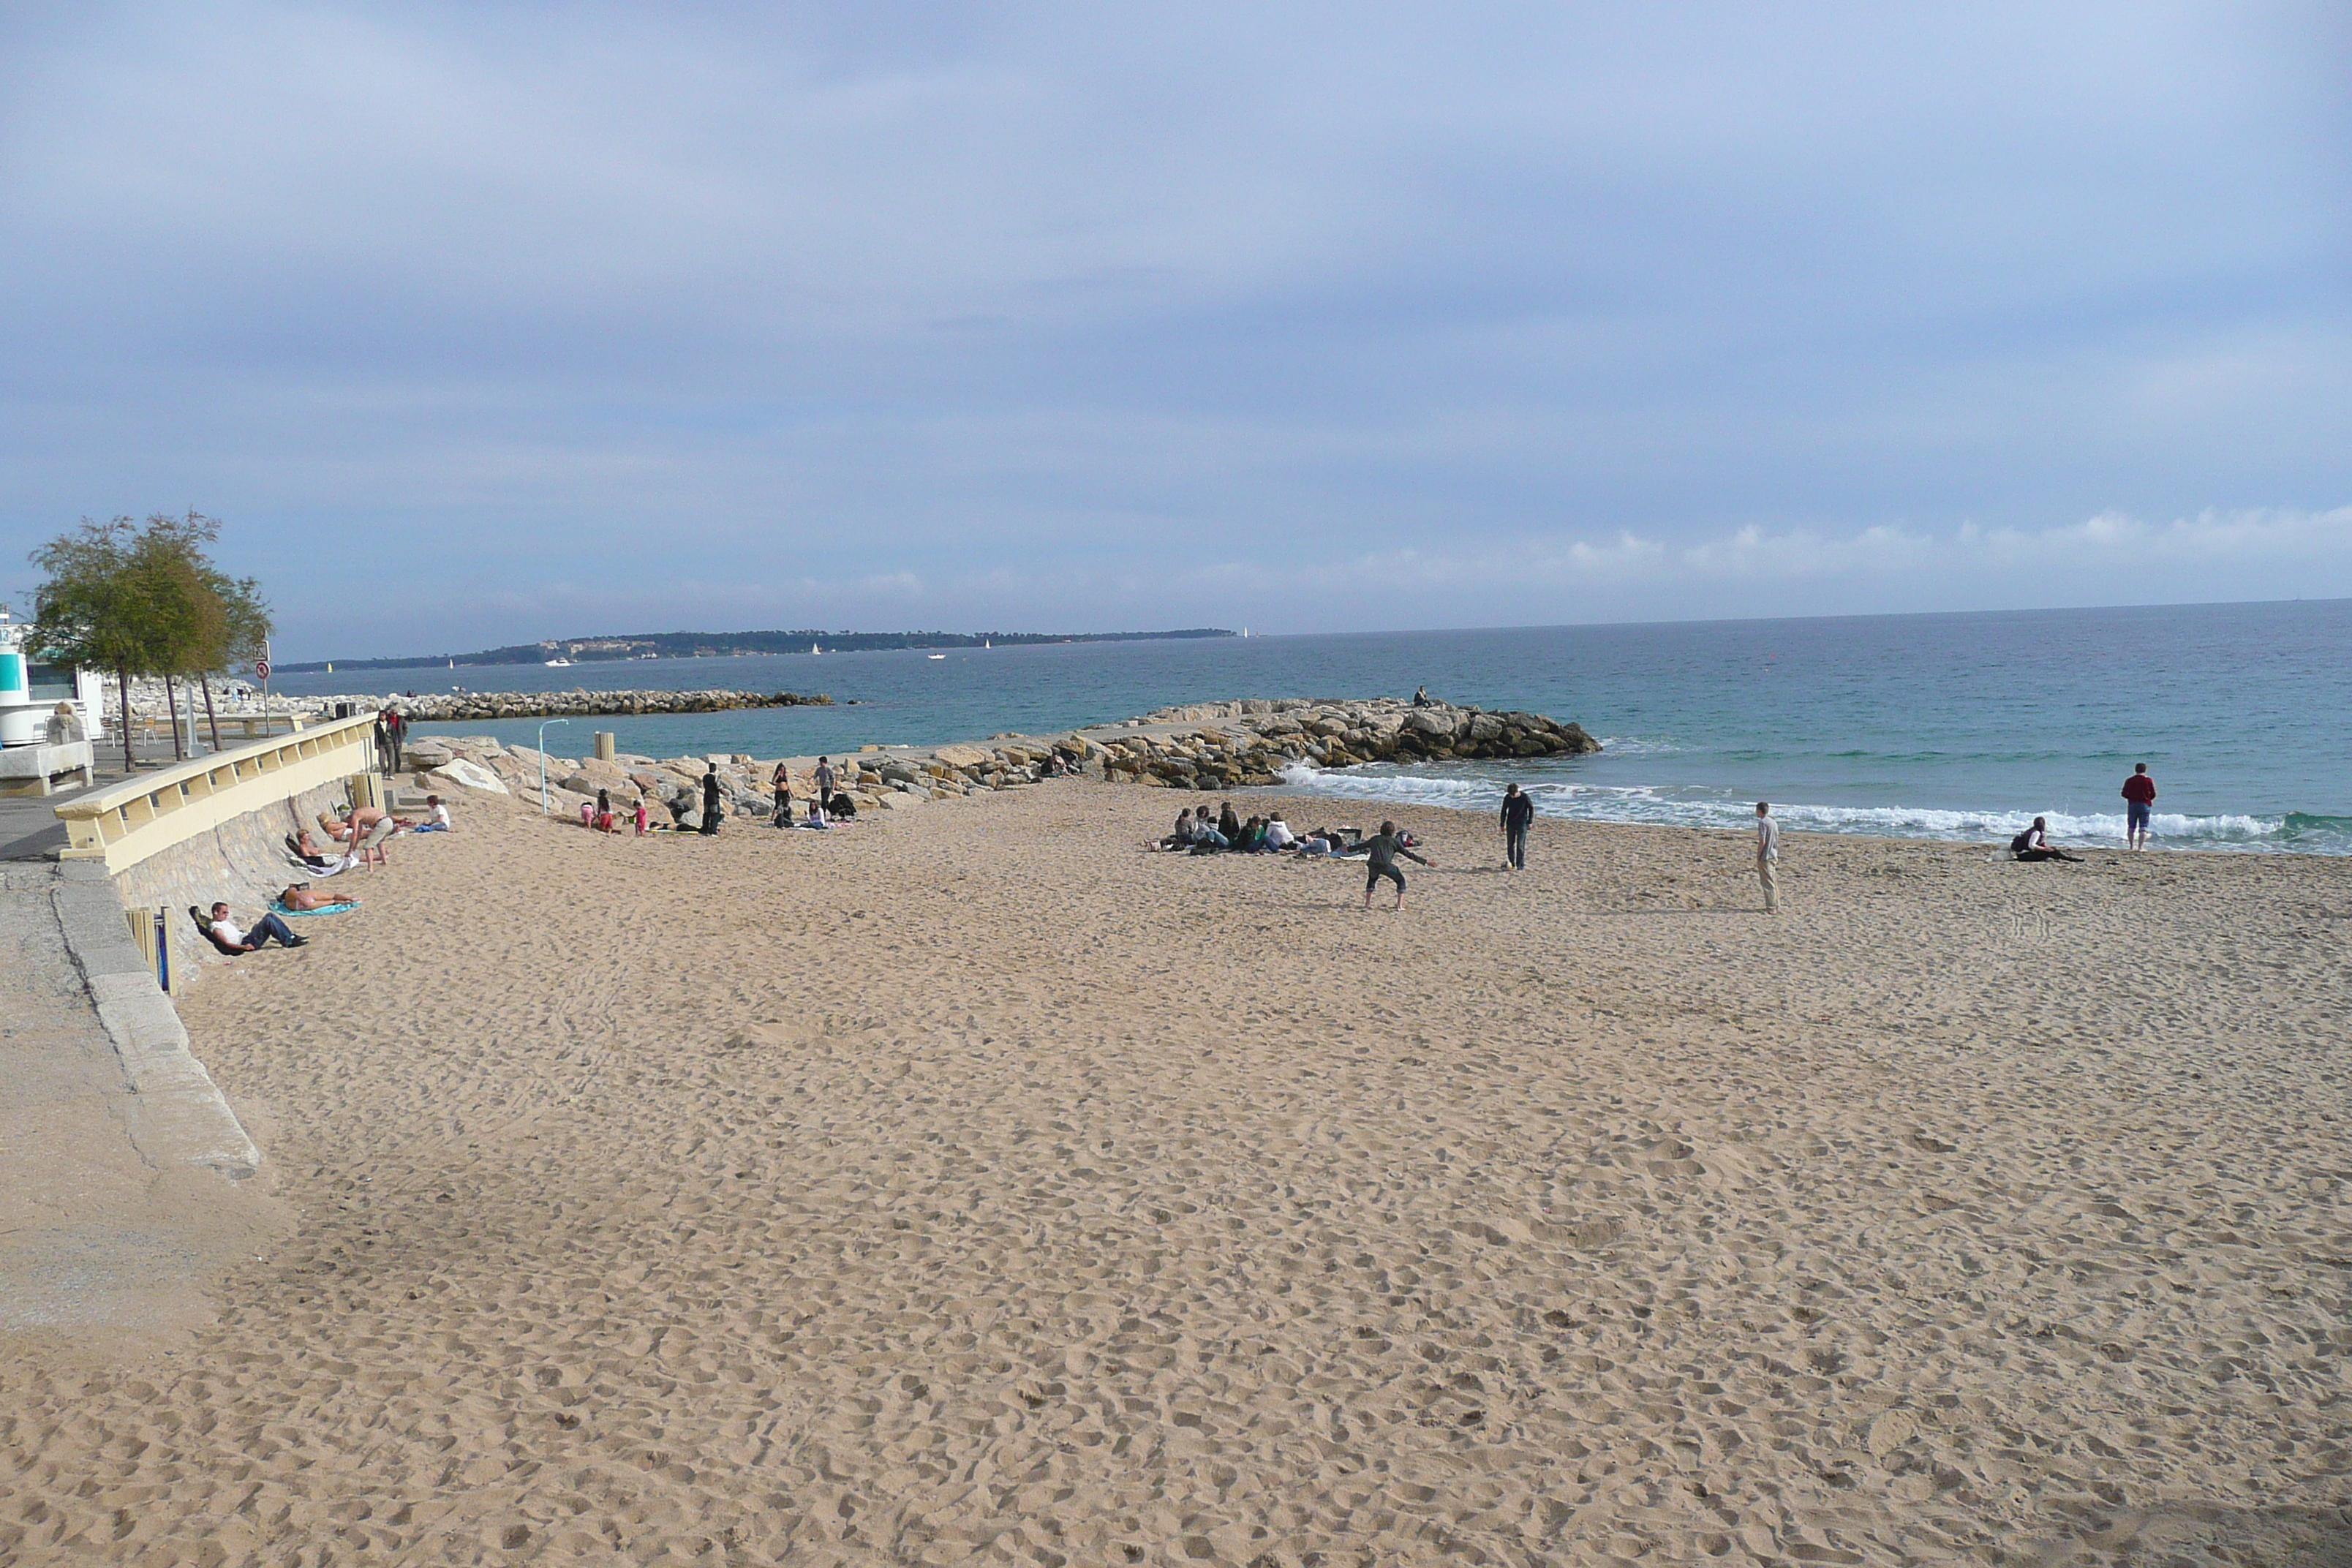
1096;697;1597;789
105;681;831;723
399;695;1597;826
385;688;830;721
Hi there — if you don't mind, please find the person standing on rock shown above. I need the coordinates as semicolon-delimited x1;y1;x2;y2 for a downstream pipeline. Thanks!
2121;763;2157;851
700;763;723;835
377;706;407;775
1500;783;1534;872
1755;802;1780;913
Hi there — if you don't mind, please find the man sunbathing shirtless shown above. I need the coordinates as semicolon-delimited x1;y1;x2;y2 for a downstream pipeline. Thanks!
320;805;414;842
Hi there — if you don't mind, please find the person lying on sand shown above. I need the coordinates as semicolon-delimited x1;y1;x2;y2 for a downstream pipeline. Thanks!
205;900;306;951
280;884;358;912
2010;816;2084;862
1360;821;1433;911
290;829;341;867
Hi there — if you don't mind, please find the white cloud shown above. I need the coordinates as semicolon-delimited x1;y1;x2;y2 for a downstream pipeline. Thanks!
1;4;2346;655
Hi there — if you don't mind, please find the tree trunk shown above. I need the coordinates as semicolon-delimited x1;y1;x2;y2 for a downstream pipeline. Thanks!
200;674;222;751
116;666;136;773
164;676;185;760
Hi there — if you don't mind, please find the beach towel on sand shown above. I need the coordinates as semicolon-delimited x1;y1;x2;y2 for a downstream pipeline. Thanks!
271;899;359;917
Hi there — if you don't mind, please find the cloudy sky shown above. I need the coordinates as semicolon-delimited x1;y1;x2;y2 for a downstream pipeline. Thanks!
2;2;2346;657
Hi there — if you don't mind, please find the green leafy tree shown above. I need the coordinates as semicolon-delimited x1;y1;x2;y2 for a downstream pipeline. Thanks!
26;510;271;768
135;510;271;753
28;517;167;772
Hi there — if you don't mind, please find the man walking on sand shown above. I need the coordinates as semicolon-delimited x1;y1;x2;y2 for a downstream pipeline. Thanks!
2122;763;2157;851
1500;783;1534;872
1755;802;1780;913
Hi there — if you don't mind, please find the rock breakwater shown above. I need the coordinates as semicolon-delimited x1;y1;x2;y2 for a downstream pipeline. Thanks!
1096;697;1599;789
392;689;832;721
399;695;1597;826
105;681;832;723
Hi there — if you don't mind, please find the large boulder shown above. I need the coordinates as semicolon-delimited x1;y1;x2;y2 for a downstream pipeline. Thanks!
428;758;509;795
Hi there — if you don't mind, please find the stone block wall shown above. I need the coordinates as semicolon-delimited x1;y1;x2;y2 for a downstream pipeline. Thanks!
109;777;360;989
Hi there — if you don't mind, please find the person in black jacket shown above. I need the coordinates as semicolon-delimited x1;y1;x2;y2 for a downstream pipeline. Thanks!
1360;821;1433;911
1500;783;1534;871
700;763;723;834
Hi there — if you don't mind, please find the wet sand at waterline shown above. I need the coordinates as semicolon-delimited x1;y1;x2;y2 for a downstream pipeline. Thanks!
4;784;2348;1565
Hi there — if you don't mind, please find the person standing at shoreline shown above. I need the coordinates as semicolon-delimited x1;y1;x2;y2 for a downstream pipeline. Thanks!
1500;783;1534;872
2122;763;2157;851
1755;802;1780;913
700;763;723;835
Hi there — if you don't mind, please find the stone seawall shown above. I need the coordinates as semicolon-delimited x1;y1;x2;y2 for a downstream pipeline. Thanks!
109;779;355;984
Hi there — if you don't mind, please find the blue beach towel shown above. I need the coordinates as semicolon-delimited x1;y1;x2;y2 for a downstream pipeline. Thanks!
271;899;359;917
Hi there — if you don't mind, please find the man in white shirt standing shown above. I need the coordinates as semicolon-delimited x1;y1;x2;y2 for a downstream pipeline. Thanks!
1754;802;1780;913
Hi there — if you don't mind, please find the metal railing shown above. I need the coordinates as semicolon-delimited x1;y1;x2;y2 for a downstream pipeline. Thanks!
55;712;380;874
111;712;309;742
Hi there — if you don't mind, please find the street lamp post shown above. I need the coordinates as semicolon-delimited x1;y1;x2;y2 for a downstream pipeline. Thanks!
538;717;571;813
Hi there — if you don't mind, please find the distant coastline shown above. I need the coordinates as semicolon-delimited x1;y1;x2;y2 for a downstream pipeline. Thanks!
277;625;1235;674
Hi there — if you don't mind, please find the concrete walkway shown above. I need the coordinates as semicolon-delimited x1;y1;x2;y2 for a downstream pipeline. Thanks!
0;734;191;862
0;860;272;1339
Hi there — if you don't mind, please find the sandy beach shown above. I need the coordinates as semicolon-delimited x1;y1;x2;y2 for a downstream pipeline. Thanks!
4;780;2348;1565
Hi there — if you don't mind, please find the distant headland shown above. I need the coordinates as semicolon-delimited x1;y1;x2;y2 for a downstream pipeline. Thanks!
276;626;1236;673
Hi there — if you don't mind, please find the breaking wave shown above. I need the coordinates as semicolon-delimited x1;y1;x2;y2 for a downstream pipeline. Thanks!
1269;761;2337;853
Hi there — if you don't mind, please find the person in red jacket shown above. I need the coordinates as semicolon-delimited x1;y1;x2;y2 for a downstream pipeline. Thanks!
2121;763;2157;851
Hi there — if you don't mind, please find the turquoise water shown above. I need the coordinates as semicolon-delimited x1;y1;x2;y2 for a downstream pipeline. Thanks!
276;600;2352;853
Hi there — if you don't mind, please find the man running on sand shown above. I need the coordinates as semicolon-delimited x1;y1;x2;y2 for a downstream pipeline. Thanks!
1360;821;1433;911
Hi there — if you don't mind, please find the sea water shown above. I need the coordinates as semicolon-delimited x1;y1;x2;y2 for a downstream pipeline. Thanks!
274;599;2352;853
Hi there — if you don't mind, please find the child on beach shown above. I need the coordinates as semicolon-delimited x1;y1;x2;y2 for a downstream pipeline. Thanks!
634;796;649;835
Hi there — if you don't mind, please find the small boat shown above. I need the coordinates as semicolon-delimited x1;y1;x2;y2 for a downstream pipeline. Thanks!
927;654;946;660
544;657;572;667
812;642;822;655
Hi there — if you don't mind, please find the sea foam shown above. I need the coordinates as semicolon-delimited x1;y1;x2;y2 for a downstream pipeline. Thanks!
1269;761;2315;851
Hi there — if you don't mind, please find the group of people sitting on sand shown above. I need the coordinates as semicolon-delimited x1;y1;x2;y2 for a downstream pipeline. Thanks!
1153;802;1420;862
769;758;859;832
1152;804;1436;910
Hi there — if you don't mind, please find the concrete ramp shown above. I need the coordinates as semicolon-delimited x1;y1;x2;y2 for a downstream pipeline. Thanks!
0;862;267;1338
